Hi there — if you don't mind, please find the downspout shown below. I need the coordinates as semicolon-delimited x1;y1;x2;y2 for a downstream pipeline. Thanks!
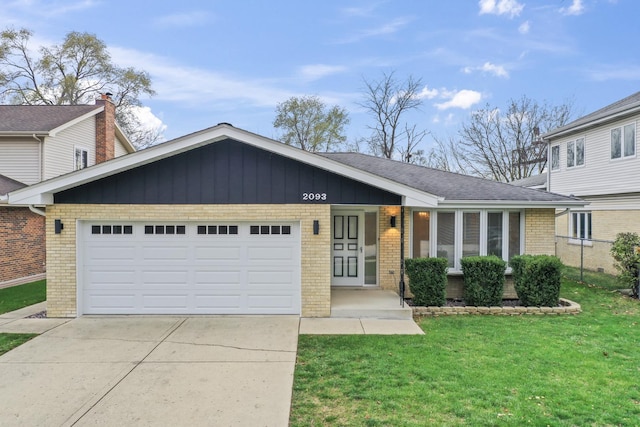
399;205;405;307
29;205;46;217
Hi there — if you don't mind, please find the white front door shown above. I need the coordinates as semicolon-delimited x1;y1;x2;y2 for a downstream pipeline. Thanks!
331;211;364;286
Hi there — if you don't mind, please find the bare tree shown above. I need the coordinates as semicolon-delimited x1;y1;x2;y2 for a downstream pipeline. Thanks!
359;71;426;160
425;136;468;173
273;95;349;152
0;28;160;148
455;96;574;181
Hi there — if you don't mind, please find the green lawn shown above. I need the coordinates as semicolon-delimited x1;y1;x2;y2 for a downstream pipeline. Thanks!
0;280;46;356
0;333;38;356
290;272;640;426
0;280;46;315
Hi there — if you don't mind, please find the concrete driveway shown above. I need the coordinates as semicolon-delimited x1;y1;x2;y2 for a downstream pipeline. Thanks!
0;316;299;426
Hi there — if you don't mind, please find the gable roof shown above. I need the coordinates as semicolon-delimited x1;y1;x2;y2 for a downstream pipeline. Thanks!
322;154;571;206
0;105;101;135
543;91;640;140
0;173;26;196
8;123;585;209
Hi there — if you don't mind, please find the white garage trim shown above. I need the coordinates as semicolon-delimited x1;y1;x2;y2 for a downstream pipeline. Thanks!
77;221;301;315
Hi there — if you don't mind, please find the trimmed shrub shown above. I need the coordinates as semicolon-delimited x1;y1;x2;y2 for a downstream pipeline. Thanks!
405;257;448;306
460;256;506;306
511;255;563;306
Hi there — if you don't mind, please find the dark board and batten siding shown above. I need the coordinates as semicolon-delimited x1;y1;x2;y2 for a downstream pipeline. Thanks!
55;139;402;205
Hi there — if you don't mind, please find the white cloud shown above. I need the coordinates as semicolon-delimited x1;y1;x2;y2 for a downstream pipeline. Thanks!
130;105;167;136
560;0;585;16
153;11;211;28
462;62;509;78
518;20;530;34
416;86;439;100
435;90;483;110
298;64;347;81
478;0;524;18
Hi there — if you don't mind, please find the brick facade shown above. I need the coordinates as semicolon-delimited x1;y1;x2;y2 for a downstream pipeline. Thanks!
524;208;556;255
45;204;331;318
555;209;640;274
0;207;46;284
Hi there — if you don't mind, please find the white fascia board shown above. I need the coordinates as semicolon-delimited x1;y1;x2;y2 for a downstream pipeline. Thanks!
8;124;442;207
543;104;640;140
434;199;589;209
48;107;103;137
115;122;136;153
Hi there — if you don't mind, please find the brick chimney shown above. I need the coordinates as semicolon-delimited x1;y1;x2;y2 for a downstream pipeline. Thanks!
95;93;116;164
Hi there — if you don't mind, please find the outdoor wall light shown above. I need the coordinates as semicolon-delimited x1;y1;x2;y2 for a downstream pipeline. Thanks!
390;216;397;228
313;220;320;235
54;219;64;234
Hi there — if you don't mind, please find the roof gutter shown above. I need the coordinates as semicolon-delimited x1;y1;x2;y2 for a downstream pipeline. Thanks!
28;205;46;216
543;104;640;140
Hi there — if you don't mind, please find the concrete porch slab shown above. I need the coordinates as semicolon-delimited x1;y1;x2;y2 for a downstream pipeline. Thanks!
330;288;413;320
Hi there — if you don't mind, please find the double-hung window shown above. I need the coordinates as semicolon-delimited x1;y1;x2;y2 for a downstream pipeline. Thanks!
611;123;636;159
567;137;585;168
75;147;88;170
551;145;560;170
571;212;592;240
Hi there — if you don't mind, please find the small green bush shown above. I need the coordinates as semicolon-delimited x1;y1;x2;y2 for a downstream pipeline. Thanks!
460;256;506;306
610;232;640;298
405;257;448;306
511;255;563;306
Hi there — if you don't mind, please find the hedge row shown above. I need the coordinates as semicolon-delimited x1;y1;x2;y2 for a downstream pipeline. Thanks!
405;255;563;307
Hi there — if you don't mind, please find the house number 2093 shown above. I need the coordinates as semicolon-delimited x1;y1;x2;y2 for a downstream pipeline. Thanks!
302;192;327;201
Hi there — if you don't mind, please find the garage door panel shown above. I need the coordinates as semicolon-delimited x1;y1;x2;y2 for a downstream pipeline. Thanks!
141;245;189;261
81;222;300;315
141;270;190;285
142;294;189;309
84;293;137;310
194;246;242;260
193;270;242;285
247;270;294;286
85;269;137;286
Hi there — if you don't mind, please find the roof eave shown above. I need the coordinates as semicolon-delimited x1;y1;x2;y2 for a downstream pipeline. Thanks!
543;103;640;140
434;199;588;209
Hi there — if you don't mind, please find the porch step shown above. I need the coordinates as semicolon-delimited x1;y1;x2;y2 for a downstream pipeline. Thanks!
330;288;413;320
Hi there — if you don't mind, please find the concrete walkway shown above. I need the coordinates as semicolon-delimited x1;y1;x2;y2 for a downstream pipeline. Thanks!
0;304;423;426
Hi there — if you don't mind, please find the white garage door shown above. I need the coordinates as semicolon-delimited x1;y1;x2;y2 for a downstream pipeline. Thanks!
80;222;301;315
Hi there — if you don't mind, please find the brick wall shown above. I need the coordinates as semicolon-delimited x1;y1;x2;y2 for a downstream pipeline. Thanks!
378;206;409;292
555;209;640;274
45;204;330;318
524;208;555;255
0;207;46;283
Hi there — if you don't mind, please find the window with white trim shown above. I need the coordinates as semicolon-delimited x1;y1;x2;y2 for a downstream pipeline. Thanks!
611;123;635;159
75;147;88;170
567;137;585;168
412;210;524;271
551;145;560;170
570;212;592;240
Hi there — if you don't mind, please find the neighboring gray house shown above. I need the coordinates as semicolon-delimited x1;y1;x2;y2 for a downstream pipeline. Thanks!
543;91;640;273
510;172;547;191
0;95;135;286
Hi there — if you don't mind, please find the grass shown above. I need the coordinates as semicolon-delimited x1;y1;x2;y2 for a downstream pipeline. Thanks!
0;280;46;356
290;270;640;426
0;280;46;315
0;333;37;356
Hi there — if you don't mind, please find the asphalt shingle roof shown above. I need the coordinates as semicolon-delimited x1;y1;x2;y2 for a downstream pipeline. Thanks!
320;152;577;203
0;173;26;195
0;105;100;133
543;91;640;139
509;173;547;188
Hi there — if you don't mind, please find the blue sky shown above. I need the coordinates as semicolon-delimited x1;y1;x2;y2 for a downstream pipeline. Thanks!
2;0;638;154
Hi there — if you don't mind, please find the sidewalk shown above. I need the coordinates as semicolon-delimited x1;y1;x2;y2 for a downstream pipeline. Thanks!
0;302;70;333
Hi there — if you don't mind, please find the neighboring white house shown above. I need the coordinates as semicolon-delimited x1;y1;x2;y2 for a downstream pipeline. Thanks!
543;91;640;273
0;95;135;286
